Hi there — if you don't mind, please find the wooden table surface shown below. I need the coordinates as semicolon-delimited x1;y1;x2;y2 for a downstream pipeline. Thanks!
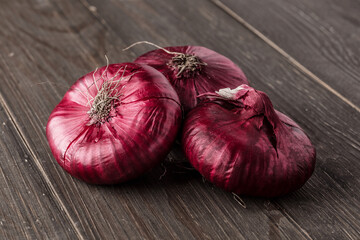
0;0;359;239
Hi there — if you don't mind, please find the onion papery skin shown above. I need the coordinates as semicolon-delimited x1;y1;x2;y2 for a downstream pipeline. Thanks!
46;63;181;184
134;46;249;113
182;85;316;197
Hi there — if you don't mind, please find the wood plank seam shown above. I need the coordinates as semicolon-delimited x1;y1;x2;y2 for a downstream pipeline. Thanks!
3;2;353;236
210;0;360;113
74;1;318;239
0;94;85;240
79;0;359;115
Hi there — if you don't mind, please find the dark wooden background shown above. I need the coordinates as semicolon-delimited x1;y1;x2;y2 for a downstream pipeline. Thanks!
0;0;359;239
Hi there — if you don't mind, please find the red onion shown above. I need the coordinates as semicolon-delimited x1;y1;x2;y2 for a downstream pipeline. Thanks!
46;62;181;184
182;85;316;197
133;44;249;113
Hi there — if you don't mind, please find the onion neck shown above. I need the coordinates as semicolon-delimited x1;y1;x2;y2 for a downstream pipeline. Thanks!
169;53;207;78
200;85;282;131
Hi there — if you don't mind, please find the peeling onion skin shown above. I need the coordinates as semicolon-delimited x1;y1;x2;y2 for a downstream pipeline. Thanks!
46;63;182;184
182;85;316;197
134;46;249;113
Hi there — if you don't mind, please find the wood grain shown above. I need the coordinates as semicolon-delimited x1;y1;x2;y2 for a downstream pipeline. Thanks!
0;0;359;239
0;0;307;239
218;0;360;106
0;97;78;240
84;1;360;238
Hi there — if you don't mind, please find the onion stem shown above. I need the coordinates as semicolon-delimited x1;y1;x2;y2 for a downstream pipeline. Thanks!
123;41;182;55
123;41;207;78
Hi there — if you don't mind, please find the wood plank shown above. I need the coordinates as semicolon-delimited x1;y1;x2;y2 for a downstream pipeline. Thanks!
0;0;307;239
0;97;79;240
0;0;309;239
62;0;360;239
0;0;359;239
216;0;360;106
